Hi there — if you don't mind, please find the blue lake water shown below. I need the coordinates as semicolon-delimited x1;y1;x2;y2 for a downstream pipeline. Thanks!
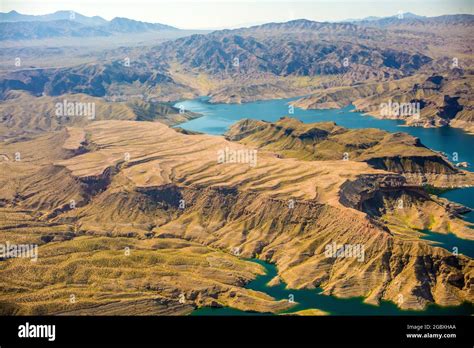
439;187;474;224
176;97;473;315
424;187;474;259
192;259;474;316
177;97;474;167
420;229;474;258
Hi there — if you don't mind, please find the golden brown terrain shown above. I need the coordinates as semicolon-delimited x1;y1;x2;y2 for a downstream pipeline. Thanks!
225;117;474;188
0;14;473;316
292;71;474;133
0;117;473;314
0;91;200;140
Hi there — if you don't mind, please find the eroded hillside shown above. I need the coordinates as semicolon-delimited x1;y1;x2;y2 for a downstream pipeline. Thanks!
293;71;474;133
0;119;473;314
225;117;474;187
1;16;472;133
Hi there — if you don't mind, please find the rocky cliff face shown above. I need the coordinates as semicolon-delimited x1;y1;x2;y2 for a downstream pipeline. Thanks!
0;92;200;140
1;119;472;313
293;71;474;133
226;117;474;187
4;16;468;104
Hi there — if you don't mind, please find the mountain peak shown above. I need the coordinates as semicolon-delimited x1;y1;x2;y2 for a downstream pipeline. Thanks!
399;12;425;19
287;18;317;24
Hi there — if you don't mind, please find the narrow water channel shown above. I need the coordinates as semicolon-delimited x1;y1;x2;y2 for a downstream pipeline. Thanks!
192;259;474;316
177;97;474;315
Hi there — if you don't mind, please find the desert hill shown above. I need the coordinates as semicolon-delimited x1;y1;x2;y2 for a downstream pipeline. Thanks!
0;92;199;139
0;118;473;314
293;71;474;133
0;10;177;41
225;117;474;187
1;15;472;131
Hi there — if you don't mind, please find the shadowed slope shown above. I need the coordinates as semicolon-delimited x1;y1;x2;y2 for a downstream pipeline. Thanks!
1;120;471;312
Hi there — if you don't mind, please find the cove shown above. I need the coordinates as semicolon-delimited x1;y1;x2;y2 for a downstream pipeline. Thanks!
420;229;474;258
176;97;474;227
191;259;474;316
176;97;474;315
420;187;474;259
439;187;474;225
175;96;474;173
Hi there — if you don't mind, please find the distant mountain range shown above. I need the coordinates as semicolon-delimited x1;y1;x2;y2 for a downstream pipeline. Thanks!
342;12;425;22
0;10;177;40
1;10;473;41
353;13;474;29
0;10;108;26
0;14;472;134
0;18;436;98
156;23;431;77
0;8;473;318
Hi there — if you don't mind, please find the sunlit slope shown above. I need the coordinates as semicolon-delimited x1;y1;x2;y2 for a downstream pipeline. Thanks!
0;92;199;139
225;117;474;187
1;119;472;313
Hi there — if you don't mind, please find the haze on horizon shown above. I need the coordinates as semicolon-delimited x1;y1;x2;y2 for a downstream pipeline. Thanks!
1;0;473;29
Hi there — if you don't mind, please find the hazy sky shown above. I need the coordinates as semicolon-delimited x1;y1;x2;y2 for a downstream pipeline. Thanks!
1;0;473;29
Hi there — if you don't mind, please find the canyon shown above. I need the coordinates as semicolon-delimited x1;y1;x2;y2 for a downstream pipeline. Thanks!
0;113;473;314
0;11;473;316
